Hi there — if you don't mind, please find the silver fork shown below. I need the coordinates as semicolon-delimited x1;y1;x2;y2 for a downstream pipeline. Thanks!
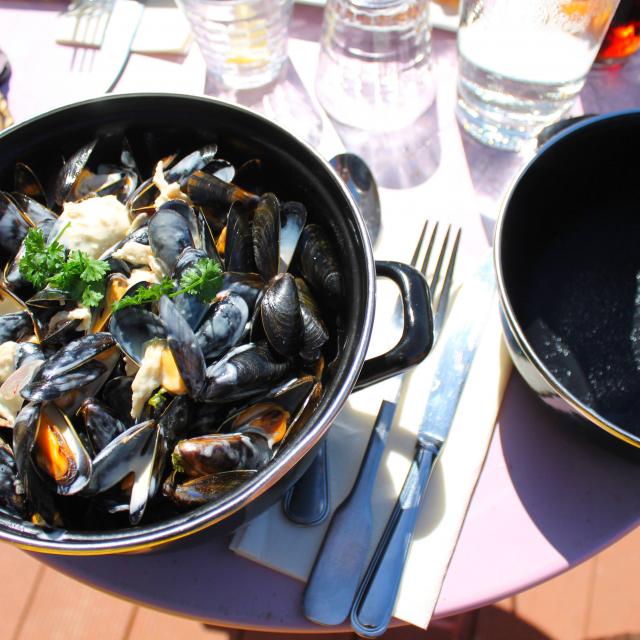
302;221;461;627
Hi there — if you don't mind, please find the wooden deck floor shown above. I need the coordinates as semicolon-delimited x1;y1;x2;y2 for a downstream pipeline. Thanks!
1;524;639;640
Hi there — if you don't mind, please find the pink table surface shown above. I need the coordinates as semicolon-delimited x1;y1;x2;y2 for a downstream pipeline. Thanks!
2;2;640;632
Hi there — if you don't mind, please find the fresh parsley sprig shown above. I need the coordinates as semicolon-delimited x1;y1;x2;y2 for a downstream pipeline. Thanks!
111;277;175;312
174;258;223;303
19;226;110;308
111;258;223;312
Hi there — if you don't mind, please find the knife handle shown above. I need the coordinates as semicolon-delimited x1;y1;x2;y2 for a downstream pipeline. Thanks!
303;400;397;626
282;439;330;526
350;441;439;638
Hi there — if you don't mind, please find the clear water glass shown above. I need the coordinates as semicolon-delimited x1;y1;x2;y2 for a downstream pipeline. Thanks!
456;0;621;151
315;0;435;131
177;0;293;90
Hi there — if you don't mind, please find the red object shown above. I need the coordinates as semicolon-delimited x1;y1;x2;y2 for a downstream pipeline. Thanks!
597;0;640;64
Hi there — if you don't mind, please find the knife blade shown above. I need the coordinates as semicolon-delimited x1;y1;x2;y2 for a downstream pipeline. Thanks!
350;255;496;638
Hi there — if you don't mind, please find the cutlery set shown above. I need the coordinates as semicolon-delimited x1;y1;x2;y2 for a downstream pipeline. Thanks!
291;220;496;636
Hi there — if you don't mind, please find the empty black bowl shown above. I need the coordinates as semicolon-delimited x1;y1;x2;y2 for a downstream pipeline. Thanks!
495;110;640;451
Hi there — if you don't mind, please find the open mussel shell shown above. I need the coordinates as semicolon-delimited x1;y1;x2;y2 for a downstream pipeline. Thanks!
203;342;293;403
91;273;129;334
159;296;206;398
11;194;58;236
85;419;161;525
78;397;127;454
12;401;41;480
279;202;307;274
219;402;289;446
172;431;271;477
14;342;44;369
276;380;323;452
21;360;107;403
109;306;167;365
267;375;317;414
53;139;97;206
14;162;48;206
149;207;195;275
0;192;30;266
158;199;200;249
165;145;218;186
0;310;33;344
204;158;235;183
33;403;92;495
196;292;249;363
163;470;256;508
260;273;302;358
34;333;116;380
197;209;222;265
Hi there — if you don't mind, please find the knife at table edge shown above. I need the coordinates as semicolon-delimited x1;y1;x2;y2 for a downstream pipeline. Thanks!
349;256;497;638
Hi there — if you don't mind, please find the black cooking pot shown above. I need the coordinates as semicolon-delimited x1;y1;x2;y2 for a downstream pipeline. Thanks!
0;94;433;553
495;110;640;453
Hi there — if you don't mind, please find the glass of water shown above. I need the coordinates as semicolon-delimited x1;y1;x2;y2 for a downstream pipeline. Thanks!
456;0;621;151
177;0;293;90
315;0;435;131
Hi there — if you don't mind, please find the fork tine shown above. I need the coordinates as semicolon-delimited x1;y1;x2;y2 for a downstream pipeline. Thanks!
410;220;430;269
433;227;461;340
418;222;439;276
428;225;451;293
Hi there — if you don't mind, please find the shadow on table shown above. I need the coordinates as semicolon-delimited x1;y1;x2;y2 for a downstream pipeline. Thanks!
329;99;441;190
204;58;323;148
580;53;640;114
498;373;640;562
458;126;532;242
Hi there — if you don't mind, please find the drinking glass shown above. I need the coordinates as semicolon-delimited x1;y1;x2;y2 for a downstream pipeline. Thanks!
456;0;621;151
176;0;293;90
315;0;435;131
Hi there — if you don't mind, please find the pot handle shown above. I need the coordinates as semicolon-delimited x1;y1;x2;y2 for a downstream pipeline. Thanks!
354;261;434;391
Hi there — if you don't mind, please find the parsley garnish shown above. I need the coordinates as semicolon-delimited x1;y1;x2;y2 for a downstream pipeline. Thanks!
174;258;223;303
111;277;175;312
19;226;110;308
111;258;223;312
148;387;167;409
19;226;66;289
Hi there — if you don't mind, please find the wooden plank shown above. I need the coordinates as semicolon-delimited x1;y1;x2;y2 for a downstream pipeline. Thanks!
15;566;135;640
0;544;45;640
127;606;241;640
510;559;594;640
585;526;640;639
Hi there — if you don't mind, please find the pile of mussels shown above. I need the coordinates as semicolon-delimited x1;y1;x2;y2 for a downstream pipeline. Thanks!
0;136;343;530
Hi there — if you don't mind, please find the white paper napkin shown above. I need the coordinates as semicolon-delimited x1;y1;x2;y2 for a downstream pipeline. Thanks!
56;1;192;55
230;261;513;630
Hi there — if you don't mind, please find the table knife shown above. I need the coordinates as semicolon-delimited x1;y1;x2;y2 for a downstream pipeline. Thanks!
303;400;398;625
84;0;145;96
350;256;496;638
